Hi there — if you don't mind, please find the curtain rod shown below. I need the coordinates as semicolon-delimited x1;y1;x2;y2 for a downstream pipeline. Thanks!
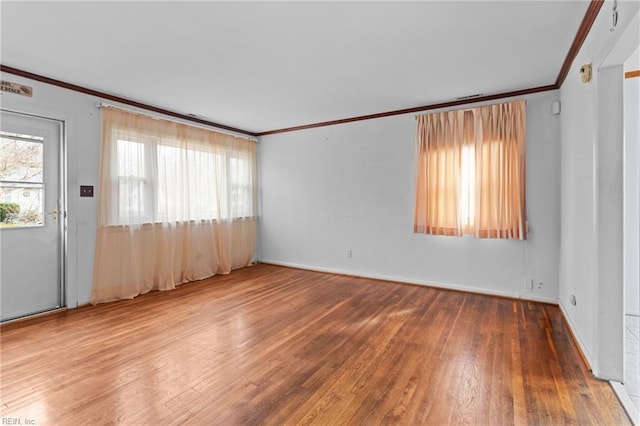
414;98;528;119
95;102;258;142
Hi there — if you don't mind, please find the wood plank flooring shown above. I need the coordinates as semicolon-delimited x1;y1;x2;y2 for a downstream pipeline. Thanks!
0;264;630;425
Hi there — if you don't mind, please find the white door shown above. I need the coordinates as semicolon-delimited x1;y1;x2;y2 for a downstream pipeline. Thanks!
0;110;63;321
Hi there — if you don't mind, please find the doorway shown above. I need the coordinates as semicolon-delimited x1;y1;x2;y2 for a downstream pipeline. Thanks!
0;109;65;321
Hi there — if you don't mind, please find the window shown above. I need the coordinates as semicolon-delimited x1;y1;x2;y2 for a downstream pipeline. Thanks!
413;100;527;240
116;139;149;224
93;106;258;304
0;131;44;227
104;115;256;226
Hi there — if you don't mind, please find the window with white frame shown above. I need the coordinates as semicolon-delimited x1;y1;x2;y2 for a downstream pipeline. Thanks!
109;128;255;226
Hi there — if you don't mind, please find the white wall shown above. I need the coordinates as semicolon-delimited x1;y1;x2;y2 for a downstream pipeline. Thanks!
559;0;639;379
626;46;640;71
624;59;640;316
595;64;625;380
0;78;562;306
259;91;561;302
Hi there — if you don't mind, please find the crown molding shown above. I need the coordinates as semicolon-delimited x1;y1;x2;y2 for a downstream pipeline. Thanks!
0;64;258;137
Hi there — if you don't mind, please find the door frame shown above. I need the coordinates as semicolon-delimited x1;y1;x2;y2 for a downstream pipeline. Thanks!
1;108;67;314
591;7;639;381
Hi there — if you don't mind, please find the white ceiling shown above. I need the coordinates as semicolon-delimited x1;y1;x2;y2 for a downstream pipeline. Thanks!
0;1;589;134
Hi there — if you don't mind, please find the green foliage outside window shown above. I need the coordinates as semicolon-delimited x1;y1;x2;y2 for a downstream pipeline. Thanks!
0;202;20;222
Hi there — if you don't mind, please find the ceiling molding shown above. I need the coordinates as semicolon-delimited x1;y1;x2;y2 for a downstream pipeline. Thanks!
0;64;258;137
555;0;605;88
257;85;557;137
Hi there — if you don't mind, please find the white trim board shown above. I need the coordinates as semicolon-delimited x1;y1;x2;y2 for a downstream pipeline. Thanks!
259;259;558;305
559;299;595;372
611;381;640;425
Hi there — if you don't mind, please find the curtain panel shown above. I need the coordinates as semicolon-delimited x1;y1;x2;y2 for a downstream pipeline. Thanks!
91;107;257;304
414;100;527;240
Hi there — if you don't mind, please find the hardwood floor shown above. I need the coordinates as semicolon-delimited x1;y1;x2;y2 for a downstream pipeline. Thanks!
0;264;630;425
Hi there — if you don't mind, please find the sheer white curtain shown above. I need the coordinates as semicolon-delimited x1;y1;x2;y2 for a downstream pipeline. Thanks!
91;107;257;304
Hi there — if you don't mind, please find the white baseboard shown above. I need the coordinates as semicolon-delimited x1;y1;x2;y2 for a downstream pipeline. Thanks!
259;259;558;304
558;299;595;372
77;299;91;306
611;381;640;425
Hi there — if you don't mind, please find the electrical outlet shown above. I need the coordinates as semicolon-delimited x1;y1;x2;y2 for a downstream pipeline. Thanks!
80;185;94;197
523;277;533;290
537;282;544;290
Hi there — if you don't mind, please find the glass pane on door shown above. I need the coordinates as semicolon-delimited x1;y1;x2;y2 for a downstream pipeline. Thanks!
0;131;44;227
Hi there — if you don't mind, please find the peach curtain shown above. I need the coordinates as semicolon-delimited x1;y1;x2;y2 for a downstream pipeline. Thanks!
414;100;527;240
414;108;465;236
91;107;257;304
472;101;527;239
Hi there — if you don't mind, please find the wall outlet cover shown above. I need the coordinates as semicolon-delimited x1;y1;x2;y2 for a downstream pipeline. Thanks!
80;185;94;197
